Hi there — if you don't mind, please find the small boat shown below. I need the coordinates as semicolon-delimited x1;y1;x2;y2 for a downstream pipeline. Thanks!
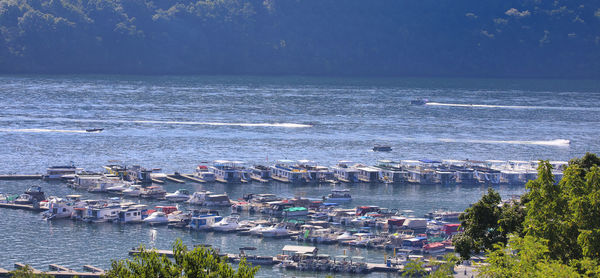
410;98;429;105
85;128;104;132
140;185;166;199
122;185;142;197
372;145;392;152
260;223;290;238
165;189;191;202
211;214;240;232
187;191;213;205
143;211;169;225
325;189;352;202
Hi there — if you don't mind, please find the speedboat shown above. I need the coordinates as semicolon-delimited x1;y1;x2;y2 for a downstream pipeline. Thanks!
85;128;104;132
372;145;392;152
325;189;352;202
260;223;290;238
122;185;142;197
186;191;213;205
165;189;191;202
210;214;240;232
410;98;429;105
143;211;169;225
140;185;166;199
106;182;132;194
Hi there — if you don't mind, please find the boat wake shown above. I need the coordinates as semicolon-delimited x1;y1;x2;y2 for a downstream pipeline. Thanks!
0;128;88;133
439;138;570;147
425;102;597;111
12;117;313;128
122;120;312;128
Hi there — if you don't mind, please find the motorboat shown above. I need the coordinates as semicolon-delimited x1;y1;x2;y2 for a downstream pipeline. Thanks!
325;189;352;202
143;211;169;225
165;189;191;202
140;185;166;199
195;165;216;182
204;194;231;206
210;215;240;232
106;182;132;194
372;145;392;152
122;184;142;197
248;224;267;236
187;191;213;205
85;128;104;132
260;223;290;238
410;98;429;105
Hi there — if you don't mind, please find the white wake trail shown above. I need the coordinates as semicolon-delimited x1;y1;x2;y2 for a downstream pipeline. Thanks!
0;128;88;133
439;138;571;147
425;102;596;111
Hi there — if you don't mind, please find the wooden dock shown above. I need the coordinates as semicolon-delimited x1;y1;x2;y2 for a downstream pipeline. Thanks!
180;174;205;183
0;203;46;212
165;175;185;183
8;263;105;277
0;174;42;180
151;178;165;184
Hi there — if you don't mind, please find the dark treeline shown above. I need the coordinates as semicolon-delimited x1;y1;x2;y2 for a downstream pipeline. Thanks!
1;0;599;78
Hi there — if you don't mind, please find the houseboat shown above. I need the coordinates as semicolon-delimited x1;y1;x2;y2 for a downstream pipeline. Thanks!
195;165;216;182
270;160;308;185
332;161;360;183
356;166;381;183
45;165;83;180
374;160;407;184
209;160;248;183
249;165;271;182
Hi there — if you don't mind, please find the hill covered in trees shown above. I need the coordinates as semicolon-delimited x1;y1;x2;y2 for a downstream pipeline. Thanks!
0;0;599;78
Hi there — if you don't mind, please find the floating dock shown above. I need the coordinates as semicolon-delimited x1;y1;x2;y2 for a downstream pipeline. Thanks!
180;174;206;183
165;175;185;183
0;203;46;212
4;263;105;278
0;174;42;180
151;178;165;184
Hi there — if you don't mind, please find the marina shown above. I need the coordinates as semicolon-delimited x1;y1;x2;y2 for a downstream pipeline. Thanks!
0;75;597;277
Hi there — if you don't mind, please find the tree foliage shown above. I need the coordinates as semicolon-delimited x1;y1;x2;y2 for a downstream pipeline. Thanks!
0;0;599;77
105;239;259;278
460;153;600;276
478;235;580;278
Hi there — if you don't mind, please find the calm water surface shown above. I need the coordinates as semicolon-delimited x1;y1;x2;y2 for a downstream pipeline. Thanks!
0;75;599;276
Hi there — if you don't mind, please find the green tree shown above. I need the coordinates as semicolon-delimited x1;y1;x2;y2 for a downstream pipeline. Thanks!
10;265;53;278
453;188;503;260
105;239;259;278
429;253;458;278
478;235;580;278
403;258;427;277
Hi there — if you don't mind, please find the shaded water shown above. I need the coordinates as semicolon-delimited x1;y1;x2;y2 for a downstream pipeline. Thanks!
0;75;599;276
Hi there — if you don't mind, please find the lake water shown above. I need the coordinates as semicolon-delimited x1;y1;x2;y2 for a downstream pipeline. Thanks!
0;75;599;277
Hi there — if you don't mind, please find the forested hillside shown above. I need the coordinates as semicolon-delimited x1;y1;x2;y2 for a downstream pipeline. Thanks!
0;0;599;78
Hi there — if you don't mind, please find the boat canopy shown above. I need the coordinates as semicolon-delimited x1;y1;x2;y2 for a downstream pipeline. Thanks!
282;245;317;254
419;159;441;164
